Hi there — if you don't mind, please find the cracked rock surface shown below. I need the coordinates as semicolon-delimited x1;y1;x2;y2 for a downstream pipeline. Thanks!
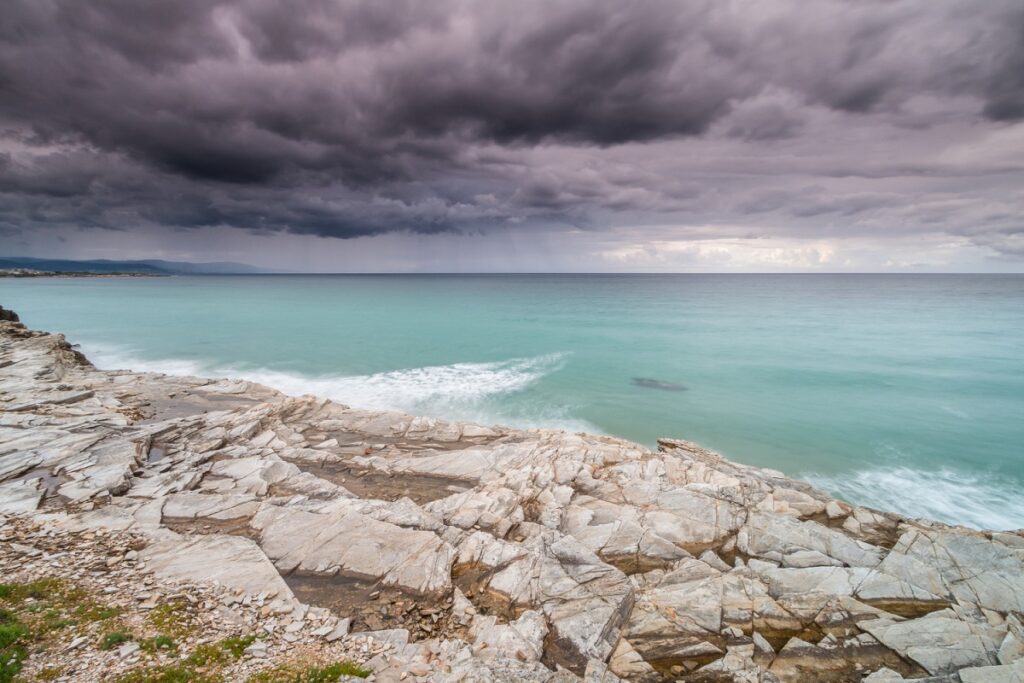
1;317;1023;682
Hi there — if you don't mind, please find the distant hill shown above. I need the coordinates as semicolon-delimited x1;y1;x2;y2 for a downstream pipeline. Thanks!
0;257;268;275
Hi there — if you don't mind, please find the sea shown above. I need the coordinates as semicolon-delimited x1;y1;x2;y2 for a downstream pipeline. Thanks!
2;273;1022;531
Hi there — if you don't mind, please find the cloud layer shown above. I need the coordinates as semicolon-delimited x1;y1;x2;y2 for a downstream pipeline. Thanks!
1;0;1023;267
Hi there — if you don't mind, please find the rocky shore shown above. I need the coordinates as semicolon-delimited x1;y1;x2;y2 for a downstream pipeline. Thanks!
1;311;1022;682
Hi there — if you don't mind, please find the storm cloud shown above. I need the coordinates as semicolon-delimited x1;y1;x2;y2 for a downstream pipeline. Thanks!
1;0;1023;268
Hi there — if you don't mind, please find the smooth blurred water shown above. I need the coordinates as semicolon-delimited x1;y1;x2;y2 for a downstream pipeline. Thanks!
3;274;1022;530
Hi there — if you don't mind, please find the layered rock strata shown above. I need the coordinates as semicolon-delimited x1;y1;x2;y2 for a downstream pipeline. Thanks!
1;315;1022;682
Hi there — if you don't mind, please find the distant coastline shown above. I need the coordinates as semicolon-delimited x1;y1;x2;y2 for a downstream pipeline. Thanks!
0;268;162;278
0;256;266;276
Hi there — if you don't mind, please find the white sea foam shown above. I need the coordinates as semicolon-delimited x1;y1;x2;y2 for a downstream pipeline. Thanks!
82;343;598;433
804;466;1024;531
87;350;211;378
240;354;567;410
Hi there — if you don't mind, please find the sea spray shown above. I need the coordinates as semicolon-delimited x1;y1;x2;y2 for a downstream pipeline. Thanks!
804;466;1024;531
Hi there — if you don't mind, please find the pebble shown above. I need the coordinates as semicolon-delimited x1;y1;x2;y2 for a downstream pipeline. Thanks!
66;636;89;650
118;642;140;658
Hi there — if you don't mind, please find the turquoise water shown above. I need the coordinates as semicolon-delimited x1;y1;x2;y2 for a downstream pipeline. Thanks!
3;274;1022;530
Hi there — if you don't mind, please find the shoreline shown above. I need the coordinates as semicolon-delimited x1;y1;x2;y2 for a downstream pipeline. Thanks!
1;312;1022;682
0;269;163;278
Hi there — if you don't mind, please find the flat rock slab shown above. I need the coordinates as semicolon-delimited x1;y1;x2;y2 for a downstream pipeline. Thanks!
142;534;293;600
0;478;43;514
861;610;1004;675
252;505;455;595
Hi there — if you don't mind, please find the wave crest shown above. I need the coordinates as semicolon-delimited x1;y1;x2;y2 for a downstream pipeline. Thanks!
83;343;593;432
235;353;570;415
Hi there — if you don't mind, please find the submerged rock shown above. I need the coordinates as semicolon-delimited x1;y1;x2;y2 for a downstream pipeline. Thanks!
631;377;687;391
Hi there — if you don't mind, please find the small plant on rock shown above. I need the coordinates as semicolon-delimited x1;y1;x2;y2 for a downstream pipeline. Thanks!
140;634;177;653
115;662;219;683
0;608;29;683
145;600;193;638
219;634;257;659
187;633;258;667
100;630;133;650
248;659;371;682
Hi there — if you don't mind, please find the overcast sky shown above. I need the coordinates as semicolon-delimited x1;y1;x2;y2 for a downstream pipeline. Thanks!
2;0;1023;272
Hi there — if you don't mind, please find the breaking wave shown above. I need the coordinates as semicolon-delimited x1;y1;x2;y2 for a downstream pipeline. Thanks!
82;343;597;433
804;465;1024;531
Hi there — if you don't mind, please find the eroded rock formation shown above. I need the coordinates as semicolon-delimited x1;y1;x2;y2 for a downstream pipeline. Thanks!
1;315;1022;682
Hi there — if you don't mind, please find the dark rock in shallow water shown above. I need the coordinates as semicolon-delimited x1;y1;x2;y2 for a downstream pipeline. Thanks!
0;306;19;322
632;377;687;391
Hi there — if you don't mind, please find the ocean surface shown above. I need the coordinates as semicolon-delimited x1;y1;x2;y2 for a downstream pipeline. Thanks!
3;274;1022;530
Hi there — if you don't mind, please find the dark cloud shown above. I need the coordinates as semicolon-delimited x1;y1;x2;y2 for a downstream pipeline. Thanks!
0;0;1023;259
981;13;1024;121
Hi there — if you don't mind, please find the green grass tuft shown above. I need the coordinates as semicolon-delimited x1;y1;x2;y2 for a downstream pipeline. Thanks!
140;634;178;653
37;665;65;681
185;642;225;667
0;609;29;683
100;631;133;650
116;662;221;683
187;634;258;667
145;600;193;638
219;634;257;659
0;619;28;651
248;659;371;682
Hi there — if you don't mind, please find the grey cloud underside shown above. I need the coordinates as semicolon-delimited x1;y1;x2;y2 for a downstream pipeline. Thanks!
1;0;1023;254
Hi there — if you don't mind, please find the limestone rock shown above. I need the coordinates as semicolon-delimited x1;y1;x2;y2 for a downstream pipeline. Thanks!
252;504;454;594
958;659;1024;683
142;534;293;599
161;491;261;521
471;610;547;662
0;478;43;514
861;610;1003;675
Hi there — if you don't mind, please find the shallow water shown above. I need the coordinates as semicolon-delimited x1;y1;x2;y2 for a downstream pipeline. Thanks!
3;273;1022;530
